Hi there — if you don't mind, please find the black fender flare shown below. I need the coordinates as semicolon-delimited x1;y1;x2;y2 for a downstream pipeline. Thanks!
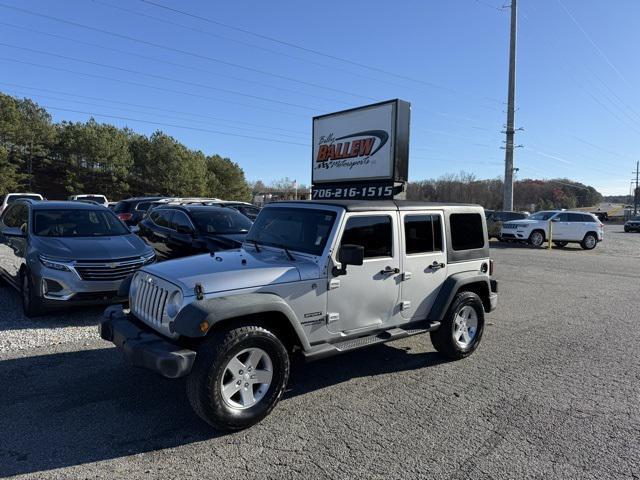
172;293;309;348
428;272;491;321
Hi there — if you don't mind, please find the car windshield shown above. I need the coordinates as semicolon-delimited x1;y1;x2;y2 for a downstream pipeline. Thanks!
34;209;130;237
113;201;130;214
190;209;253;234
245;207;336;256
631;216;640;221
7;194;41;203
529;211;557;220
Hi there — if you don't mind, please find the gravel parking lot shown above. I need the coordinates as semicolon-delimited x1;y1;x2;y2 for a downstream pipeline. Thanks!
1;225;639;479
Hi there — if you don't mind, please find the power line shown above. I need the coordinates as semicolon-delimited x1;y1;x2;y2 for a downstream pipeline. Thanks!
39;105;312;147
0;42;323;111
0;2;373;100
555;0;631;88
0;57;309;118
2;88;308;141
0;82;308;135
138;0;503;104
0;21;356;107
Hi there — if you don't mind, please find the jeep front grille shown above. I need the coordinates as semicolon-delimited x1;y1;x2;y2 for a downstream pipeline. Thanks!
502;224;519;229
132;275;169;326
75;257;146;281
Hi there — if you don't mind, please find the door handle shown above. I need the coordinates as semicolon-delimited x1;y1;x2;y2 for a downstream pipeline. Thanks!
428;261;445;270
380;266;400;275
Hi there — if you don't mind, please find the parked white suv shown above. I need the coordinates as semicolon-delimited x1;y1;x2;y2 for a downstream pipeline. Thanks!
0;193;43;214
501;210;603;249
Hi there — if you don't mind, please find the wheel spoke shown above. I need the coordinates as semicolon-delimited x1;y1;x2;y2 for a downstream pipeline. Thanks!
222;381;241;400
240;386;255;406
247;349;263;369
461;328;471;344
226;356;245;374
252;369;272;385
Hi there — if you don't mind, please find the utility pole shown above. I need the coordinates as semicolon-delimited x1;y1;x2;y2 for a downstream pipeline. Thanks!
502;0;518;211
633;161;639;215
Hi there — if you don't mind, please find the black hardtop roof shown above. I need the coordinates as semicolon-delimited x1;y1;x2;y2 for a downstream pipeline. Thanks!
271;200;483;212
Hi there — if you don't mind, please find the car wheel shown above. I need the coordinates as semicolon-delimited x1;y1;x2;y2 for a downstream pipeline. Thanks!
21;270;45;317
624;227;629;232
580;233;598;250
553;241;568;248
528;230;545;248
186;325;290;431
430;291;485;360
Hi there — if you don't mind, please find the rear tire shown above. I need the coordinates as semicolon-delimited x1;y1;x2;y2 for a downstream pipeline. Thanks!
430;291;485;360
528;230;545;248
186;325;289;431
580;232;598;250
553;241;568;248
21;270;45;318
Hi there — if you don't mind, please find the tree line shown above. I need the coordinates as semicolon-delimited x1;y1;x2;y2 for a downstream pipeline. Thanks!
0;93;251;201
406;172;603;211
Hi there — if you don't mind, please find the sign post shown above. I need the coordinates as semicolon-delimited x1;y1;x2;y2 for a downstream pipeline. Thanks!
311;99;411;200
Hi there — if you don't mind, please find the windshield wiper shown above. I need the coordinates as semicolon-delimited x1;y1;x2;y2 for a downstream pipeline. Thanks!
250;239;261;252
273;244;295;261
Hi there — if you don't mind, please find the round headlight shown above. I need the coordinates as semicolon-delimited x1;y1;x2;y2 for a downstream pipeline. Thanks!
166;290;183;318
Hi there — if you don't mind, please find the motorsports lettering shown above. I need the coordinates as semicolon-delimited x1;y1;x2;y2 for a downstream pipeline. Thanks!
315;130;389;171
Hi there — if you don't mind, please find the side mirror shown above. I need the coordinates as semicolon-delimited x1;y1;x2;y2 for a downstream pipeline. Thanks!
2;226;25;238
176;225;195;235
551;217;560;222
333;244;364;277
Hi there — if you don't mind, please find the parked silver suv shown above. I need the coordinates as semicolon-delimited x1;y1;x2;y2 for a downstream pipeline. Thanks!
0;200;155;316
101;200;497;430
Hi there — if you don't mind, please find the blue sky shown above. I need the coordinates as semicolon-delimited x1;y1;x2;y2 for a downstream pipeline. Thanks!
0;0;638;195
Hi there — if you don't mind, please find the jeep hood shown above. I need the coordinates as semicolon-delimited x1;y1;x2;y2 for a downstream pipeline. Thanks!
141;248;319;296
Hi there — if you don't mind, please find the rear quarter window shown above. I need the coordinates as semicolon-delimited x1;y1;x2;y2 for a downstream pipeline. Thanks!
450;213;485;251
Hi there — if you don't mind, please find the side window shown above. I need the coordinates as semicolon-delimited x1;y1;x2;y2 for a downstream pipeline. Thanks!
450;213;485;251
554;213;569;221
567;213;584;222
341;216;392;258
149;210;163;226
15;205;28;230
153;210;173;228
582;214;596;223
2;205;19;227
172;211;192;230
404;214;443;254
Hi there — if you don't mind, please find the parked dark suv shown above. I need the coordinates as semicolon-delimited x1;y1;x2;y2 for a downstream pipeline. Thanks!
486;210;529;239
0;200;155;316
137;205;252;260
113;197;167;226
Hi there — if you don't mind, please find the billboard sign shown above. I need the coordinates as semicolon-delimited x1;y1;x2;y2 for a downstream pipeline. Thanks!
311;99;410;199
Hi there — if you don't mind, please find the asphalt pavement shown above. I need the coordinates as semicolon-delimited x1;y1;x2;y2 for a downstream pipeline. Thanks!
1;225;639;479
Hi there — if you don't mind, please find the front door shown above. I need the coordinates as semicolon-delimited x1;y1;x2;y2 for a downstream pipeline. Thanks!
551;212;572;240
327;213;401;333
400;212;448;320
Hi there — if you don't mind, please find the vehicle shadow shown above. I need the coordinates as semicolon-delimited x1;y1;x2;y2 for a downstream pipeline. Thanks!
489;241;583;251
0;342;445;477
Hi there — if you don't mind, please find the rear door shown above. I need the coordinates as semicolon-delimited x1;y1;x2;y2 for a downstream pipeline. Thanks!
166;211;198;257
400;211;447;320
567;213;589;240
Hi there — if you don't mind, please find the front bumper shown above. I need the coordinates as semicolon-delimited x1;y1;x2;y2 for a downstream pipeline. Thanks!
100;305;196;379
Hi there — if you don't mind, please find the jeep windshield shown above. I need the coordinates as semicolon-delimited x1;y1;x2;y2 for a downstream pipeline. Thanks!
246;207;336;256
34;209;130;237
529;211;557;220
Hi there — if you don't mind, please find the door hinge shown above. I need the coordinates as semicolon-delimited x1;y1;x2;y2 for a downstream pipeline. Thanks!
403;271;412;280
401;301;411;311
329;278;340;290
327;312;340;324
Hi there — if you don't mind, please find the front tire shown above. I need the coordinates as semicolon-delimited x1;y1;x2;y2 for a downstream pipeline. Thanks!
581;232;598;250
528;230;545;248
186;325;290;431
430;291;485;360
21;270;45;317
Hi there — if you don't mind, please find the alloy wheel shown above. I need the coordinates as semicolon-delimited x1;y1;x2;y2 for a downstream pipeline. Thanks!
453;305;479;348
220;348;273;410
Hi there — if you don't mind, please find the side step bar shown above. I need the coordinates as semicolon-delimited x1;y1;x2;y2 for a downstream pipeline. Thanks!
303;320;441;362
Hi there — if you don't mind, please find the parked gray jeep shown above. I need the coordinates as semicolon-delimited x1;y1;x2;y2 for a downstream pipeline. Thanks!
100;200;498;430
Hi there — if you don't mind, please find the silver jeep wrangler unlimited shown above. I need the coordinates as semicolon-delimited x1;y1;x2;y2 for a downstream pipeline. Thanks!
101;200;497;430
